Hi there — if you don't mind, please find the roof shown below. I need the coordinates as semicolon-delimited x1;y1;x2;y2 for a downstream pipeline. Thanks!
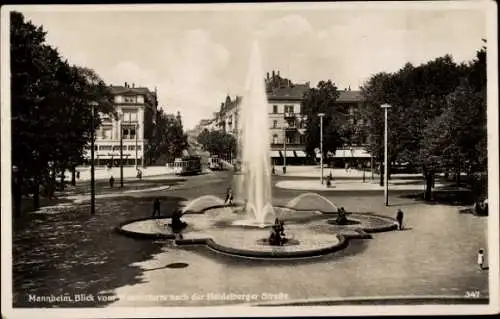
267;83;310;101
109;85;153;96
336;90;365;103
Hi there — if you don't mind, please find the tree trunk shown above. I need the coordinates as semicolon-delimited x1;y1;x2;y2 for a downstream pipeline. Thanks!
60;167;65;190
455;161;461;187
424;172;433;201
13;170;22;218
71;165;76;186
33;174;40;210
379;163;384;186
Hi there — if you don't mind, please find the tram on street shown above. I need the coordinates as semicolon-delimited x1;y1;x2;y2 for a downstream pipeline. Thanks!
172;156;202;175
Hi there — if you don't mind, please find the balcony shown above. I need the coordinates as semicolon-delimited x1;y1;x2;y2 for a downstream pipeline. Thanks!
284;112;296;119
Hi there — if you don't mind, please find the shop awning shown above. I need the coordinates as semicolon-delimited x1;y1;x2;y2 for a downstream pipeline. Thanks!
295;150;307;157
332;149;371;158
270;151;281;158
283;150;295;157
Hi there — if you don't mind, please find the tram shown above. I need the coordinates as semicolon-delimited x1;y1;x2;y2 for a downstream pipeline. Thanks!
172;156;202;175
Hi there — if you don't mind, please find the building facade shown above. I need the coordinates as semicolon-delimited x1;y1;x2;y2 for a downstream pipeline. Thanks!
199;70;371;166
84;82;158;167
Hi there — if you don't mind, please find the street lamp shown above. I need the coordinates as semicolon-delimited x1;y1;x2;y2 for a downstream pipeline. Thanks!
119;112;124;188
90;101;98;215
135;122;138;168
283;126;287;173
381;103;391;206
318;113;325;184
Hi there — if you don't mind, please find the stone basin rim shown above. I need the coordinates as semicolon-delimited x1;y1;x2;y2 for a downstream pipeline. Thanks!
115;204;398;259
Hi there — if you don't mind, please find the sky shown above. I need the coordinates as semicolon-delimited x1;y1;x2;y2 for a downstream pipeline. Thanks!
16;2;488;129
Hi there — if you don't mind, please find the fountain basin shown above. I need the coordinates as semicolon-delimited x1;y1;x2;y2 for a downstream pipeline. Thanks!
117;204;398;259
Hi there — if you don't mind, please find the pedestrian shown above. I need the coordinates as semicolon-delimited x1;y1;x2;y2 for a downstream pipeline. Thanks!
152;198;161;217
477;249;485;270
225;187;233;205
345;162;349;173
76;171;80;180
109;175;115;188
282;166;286;175
136;168;143;180
396;209;404;230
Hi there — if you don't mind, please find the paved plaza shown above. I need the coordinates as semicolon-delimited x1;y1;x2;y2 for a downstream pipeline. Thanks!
12;170;489;307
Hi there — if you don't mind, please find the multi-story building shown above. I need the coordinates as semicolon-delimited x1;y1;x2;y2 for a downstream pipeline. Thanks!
206;70;372;166
216;95;241;136
84;82;158;167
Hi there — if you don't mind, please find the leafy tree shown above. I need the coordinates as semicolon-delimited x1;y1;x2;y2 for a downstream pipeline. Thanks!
10;11;114;214
196;129;237;157
146;109;188;164
360;48;486;199
301;80;343;162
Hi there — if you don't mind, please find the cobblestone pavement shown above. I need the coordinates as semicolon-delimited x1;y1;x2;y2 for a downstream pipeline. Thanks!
11;170;489;308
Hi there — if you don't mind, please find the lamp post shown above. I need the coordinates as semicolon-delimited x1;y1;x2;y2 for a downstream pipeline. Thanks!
318;113;325;184
90;101;97;215
119;113;124;188
135;123;138;168
381;104;391;206
283;126;287;173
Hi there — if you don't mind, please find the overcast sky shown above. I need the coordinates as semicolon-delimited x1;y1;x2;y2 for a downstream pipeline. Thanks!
17;2;488;129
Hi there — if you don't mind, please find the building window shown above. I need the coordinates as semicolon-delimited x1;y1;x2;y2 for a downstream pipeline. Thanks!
99;145;112;151
273;105;278;114
273;134;278;144
285;105;294;114
122;110;138;122
286;136;293;144
112;146;121;151
124;96;137;104
299;135;305;144
273;120;277;128
128;145;135;151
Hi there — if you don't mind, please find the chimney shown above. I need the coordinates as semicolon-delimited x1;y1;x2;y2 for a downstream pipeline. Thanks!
348;85;351;91
132;83;135;88
267;72;270;79
272;70;275;79
277;70;280;77
124;82;128;87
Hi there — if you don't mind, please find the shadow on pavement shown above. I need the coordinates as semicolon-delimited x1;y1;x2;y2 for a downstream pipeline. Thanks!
12;195;185;308
399;189;476;206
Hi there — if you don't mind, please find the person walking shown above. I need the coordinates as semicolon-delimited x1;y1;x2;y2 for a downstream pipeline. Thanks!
477;249;485;270
152;198;161;217
396;209;404;230
225;187;233;205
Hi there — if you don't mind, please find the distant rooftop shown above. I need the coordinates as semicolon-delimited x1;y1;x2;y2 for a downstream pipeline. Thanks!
109;85;154;96
267;83;311;101
337;90;365;103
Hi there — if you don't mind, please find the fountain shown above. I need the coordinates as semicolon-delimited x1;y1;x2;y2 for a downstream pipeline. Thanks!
117;40;400;258
286;193;339;213
181;195;225;214
233;41;274;227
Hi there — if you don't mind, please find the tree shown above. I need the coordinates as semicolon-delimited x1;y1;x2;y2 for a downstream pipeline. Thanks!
360;48;486;200
146;109;188;164
10;11;114;214
196;130;237;157
301;80;343;162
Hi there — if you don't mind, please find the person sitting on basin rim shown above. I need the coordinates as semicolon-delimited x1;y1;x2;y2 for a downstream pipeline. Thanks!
170;209;187;232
